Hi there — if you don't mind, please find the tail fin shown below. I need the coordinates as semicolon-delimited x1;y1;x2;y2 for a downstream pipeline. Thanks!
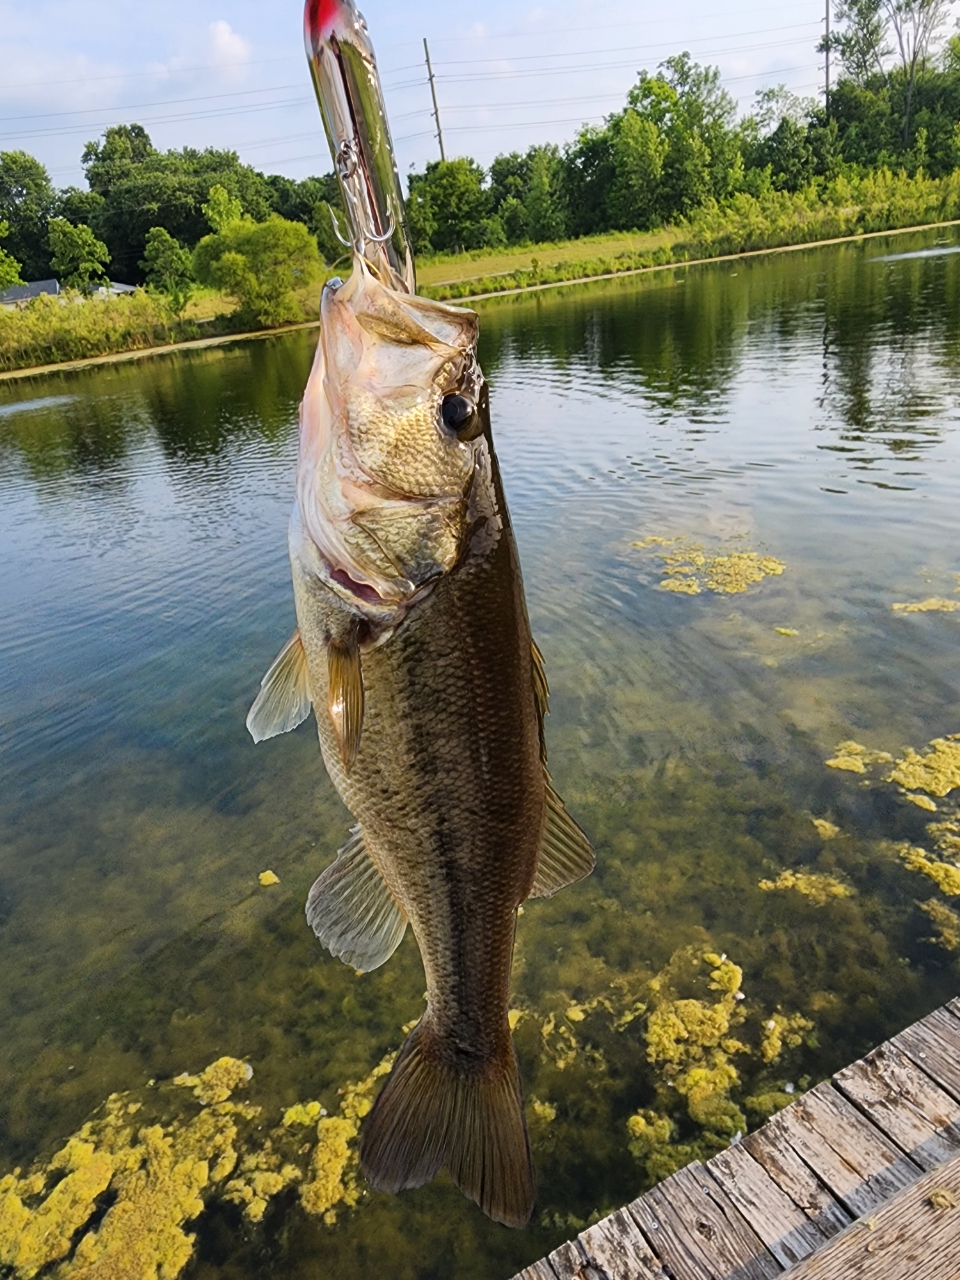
358;1018;535;1228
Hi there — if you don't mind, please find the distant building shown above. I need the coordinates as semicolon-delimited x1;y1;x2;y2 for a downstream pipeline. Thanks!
1;279;137;307
0;279;60;306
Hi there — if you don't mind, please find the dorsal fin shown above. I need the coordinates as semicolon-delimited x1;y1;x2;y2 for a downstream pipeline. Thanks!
306;826;407;971
531;640;549;764
328;640;364;770
528;781;595;899
246;631;312;743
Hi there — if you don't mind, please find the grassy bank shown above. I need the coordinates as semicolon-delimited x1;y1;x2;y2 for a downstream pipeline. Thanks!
3;169;960;374
419;167;960;301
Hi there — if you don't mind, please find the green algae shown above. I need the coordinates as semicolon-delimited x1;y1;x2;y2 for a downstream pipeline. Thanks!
631;536;786;596
891;598;960;613
758;870;855;905
0;1053;404;1279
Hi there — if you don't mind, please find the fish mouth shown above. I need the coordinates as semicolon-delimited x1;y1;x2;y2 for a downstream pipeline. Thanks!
327;564;387;605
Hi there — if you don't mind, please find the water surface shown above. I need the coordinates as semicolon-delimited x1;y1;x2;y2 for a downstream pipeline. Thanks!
2;227;960;1277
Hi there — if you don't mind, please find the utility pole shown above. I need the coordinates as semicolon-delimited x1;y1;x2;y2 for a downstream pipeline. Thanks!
824;0;831;117
423;38;446;162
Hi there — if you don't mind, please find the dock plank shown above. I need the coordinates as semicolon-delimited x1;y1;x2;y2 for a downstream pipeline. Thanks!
708;1142;831;1267
895;1007;960;1102
741;1128;853;1239
834;1042;960;1170
629;1162;781;1280
762;1082;920;1216
775;1149;960;1279
545;1240;586;1280
577;1208;668;1280
514;1262;560;1280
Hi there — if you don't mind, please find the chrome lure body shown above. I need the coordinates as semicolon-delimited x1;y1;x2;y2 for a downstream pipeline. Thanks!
304;0;416;293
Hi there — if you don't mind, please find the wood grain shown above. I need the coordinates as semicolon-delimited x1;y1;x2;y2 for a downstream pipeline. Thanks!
777;1149;960;1279
545;1240;587;1280
762;1082;920;1216
576;1208;668;1280
709;1142;830;1267
895;1007;960;1103
835;1042;960;1170
629;1162;781;1280
741;1127;853;1238
514;1262;560;1280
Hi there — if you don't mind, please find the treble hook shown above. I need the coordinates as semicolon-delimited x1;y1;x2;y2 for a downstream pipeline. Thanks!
329;201;395;255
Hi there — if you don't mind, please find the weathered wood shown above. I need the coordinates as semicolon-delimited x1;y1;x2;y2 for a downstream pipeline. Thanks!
835;1042;960;1171
628;1162;781;1280
576;1209;668;1280
708;1142;831;1267
895;1006;960;1102
761;1082;920;1216
546;1240;587;1280
741;1127;853;1239
777;1149;960;1279
511;1001;960;1280
514;1262;560;1280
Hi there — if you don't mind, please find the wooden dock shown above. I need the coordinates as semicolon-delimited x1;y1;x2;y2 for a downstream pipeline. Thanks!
513;997;960;1280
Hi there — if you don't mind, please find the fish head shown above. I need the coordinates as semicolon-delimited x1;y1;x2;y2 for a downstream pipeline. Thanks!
295;257;487;617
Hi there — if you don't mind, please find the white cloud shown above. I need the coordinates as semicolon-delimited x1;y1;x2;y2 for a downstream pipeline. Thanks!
208;19;252;71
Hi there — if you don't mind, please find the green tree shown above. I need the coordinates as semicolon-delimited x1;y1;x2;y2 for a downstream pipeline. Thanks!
202;184;244;232
0;151;56;280
821;0;891;84
140;227;194;315
522;145;568;242
608;111;669;229
0;220;23;290
78;125;275;283
192;215;320;325
47;218;110;293
406;159;493;253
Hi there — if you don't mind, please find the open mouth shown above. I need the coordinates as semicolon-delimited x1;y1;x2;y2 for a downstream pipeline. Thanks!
328;565;387;605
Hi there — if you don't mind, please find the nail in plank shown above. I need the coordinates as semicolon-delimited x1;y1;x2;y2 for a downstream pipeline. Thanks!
577;1208;669;1280
629;1162;781;1280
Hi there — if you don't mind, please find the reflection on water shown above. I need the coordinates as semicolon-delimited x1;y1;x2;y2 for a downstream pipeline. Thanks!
2;229;960;1277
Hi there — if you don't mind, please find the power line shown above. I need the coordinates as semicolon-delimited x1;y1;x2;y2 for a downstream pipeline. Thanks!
0;84;304;125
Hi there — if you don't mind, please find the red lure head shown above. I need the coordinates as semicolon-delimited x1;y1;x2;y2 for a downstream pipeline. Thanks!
304;0;344;50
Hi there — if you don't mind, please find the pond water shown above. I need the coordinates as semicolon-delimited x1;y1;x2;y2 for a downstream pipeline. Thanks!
2;227;960;1278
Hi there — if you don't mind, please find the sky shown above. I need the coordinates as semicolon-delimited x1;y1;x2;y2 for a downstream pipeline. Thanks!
0;0;831;190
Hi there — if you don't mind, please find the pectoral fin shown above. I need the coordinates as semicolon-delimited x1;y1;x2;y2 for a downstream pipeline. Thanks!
328;641;363;769
528;782;595;899
306;826;407;971
246;631;312;742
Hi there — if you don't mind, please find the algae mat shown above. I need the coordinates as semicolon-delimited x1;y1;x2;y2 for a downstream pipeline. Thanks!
2;227;960;1278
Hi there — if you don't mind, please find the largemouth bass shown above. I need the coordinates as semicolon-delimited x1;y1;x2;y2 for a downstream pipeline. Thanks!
248;0;593;1230
247;259;594;1226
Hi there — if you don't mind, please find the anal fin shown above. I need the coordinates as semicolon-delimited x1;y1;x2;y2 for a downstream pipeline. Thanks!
246;631;312;742
306;826;407;971
528;781;595;899
328;640;363;769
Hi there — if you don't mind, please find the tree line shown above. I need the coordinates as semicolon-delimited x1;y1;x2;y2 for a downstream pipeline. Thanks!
2;0;959;309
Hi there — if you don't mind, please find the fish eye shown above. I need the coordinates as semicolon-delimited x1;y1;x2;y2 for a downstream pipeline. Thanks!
440;393;482;441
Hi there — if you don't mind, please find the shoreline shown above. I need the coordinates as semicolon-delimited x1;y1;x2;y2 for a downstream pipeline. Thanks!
2;218;959;383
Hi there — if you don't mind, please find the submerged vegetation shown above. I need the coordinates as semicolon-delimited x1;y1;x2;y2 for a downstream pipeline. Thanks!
631;536;786;595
